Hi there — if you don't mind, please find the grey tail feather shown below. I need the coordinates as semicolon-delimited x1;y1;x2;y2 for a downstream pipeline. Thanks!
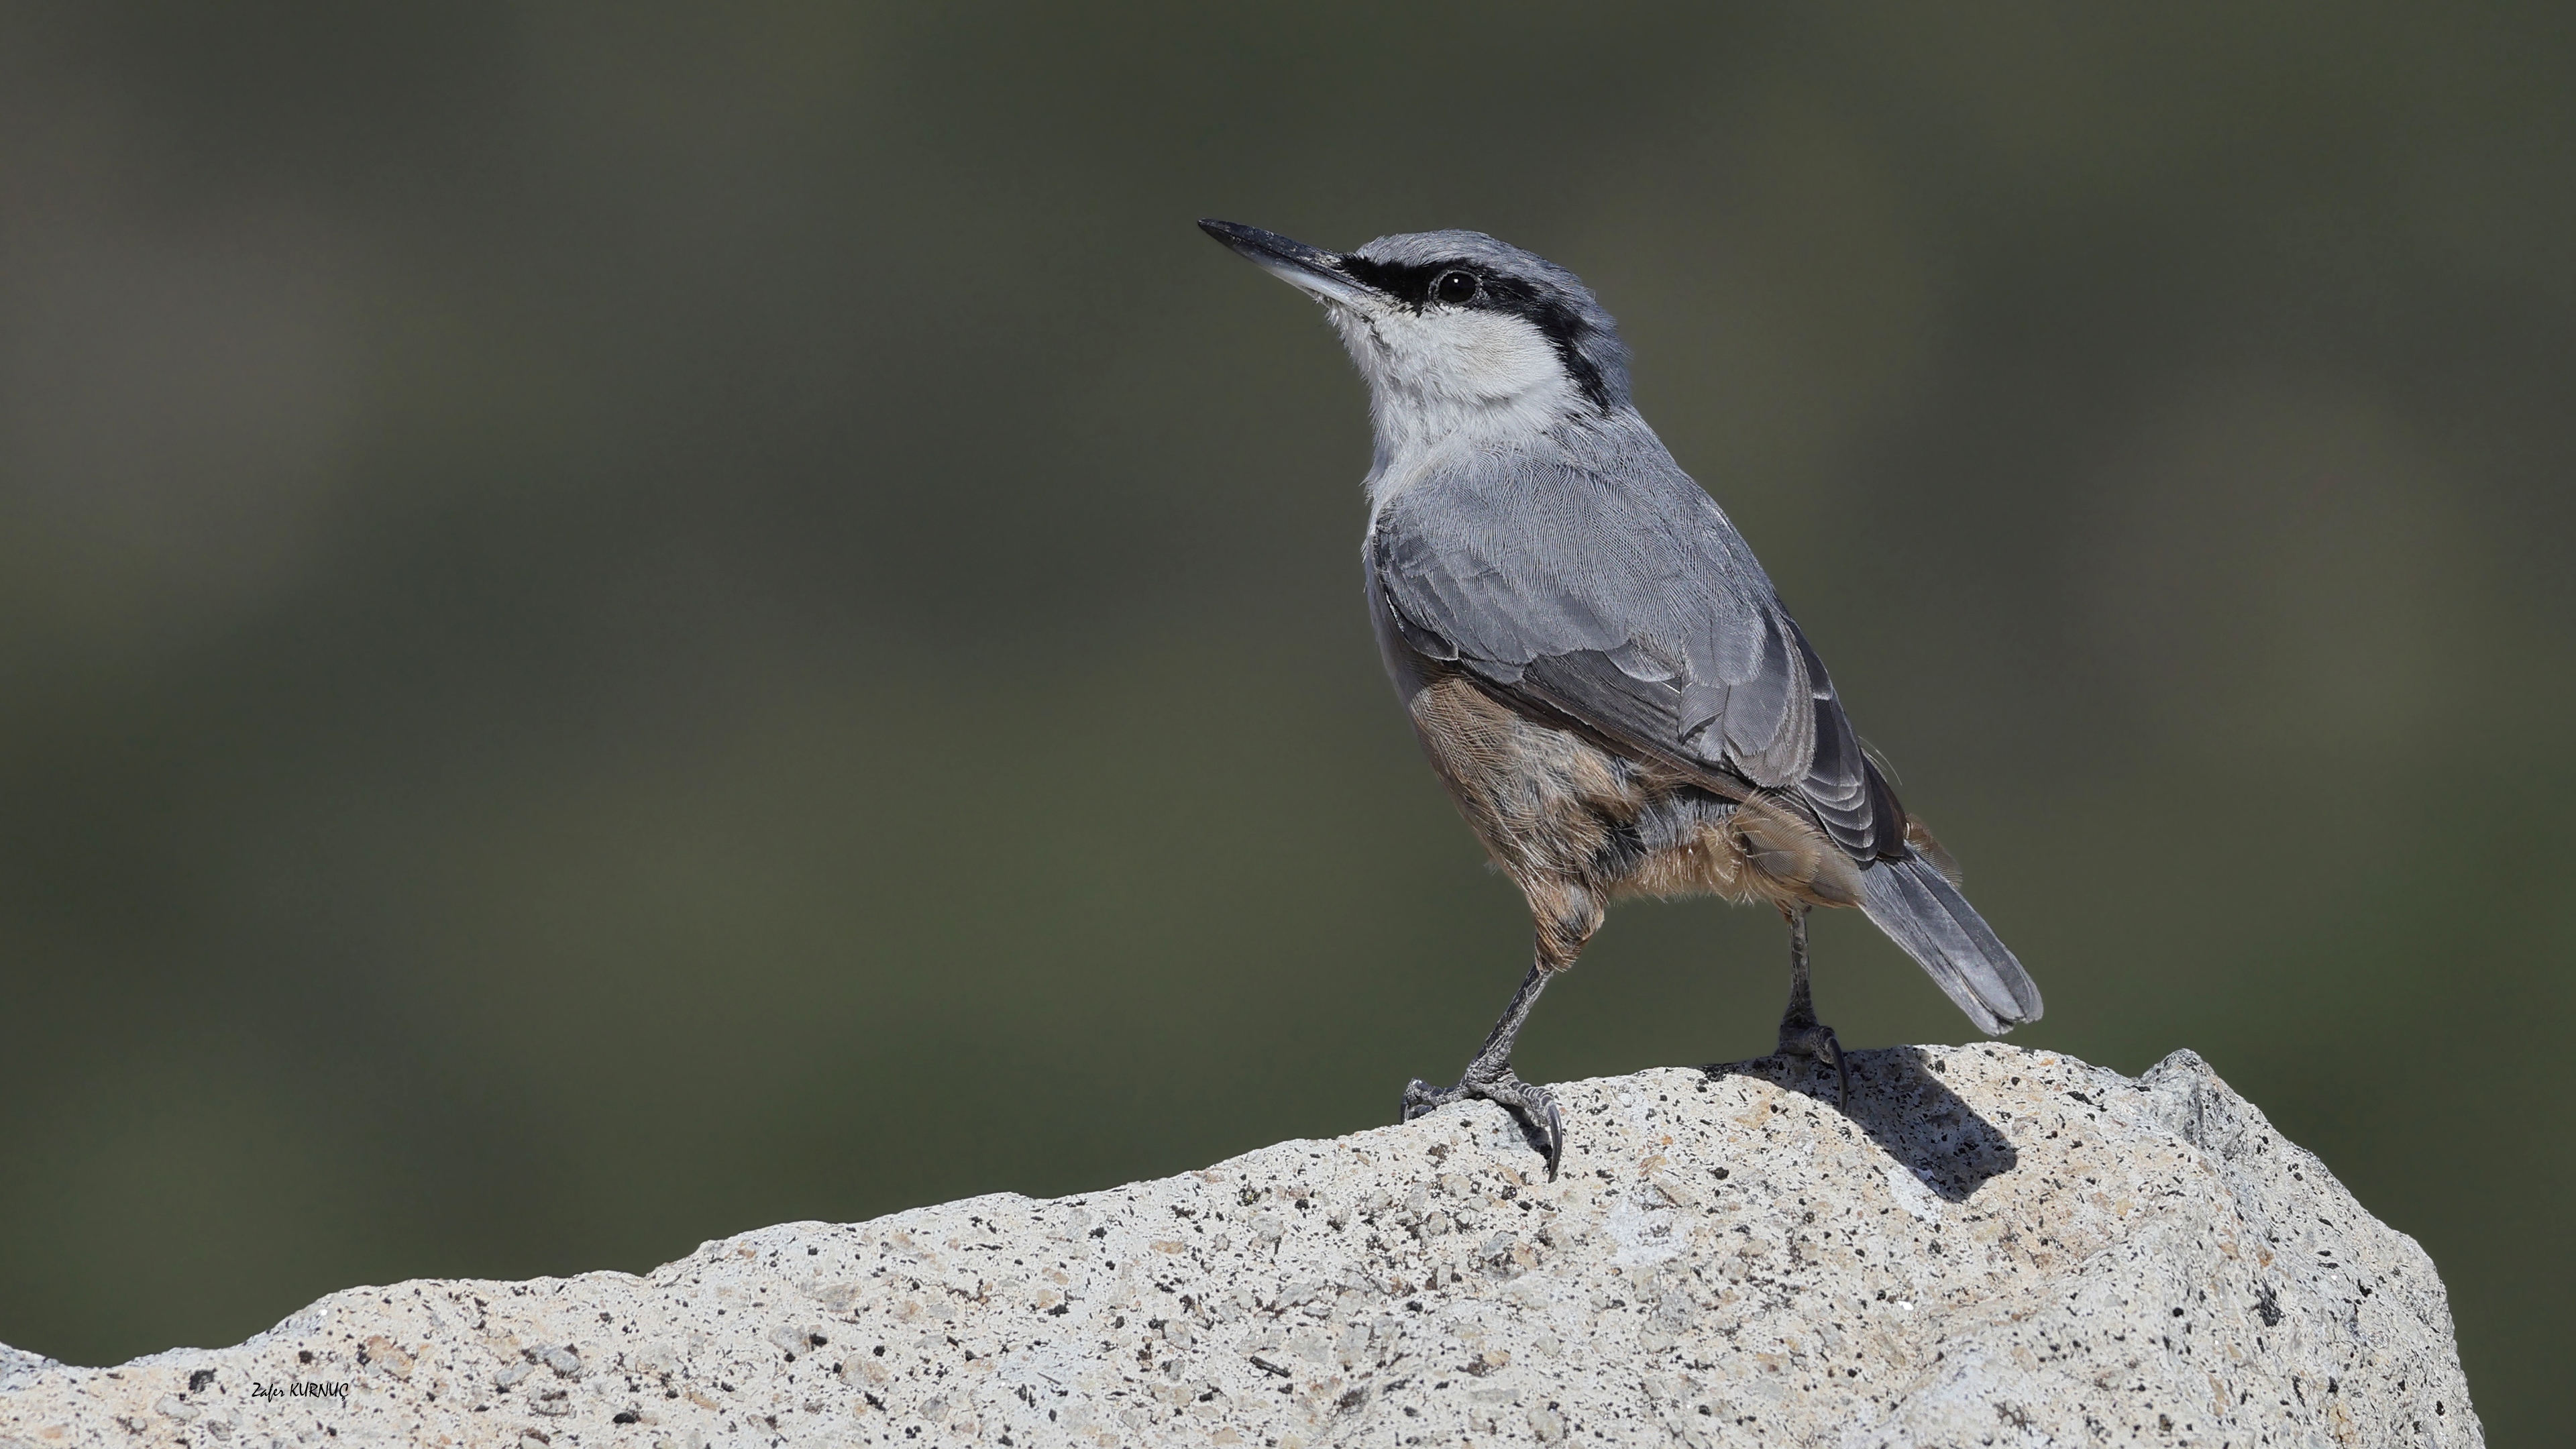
1857;856;2043;1035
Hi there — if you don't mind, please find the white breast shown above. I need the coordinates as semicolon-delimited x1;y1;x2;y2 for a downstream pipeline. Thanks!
1331;305;1585;510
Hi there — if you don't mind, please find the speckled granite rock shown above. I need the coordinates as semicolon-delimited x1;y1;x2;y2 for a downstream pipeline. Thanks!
0;1044;2477;1448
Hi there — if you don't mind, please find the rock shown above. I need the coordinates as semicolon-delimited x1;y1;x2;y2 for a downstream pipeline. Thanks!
0;1044;2480;1446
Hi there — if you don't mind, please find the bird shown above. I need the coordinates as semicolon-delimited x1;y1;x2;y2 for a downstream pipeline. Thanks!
1197;219;2042;1179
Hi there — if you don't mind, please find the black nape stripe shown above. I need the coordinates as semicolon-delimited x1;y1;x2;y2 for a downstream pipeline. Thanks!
1338;256;1615;413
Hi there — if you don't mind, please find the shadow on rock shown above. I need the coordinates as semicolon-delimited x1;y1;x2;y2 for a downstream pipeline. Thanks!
1703;1046;2017;1203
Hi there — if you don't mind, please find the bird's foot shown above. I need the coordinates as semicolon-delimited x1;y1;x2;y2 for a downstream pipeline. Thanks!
1402;1069;1564;1180
1775;1020;1849;1110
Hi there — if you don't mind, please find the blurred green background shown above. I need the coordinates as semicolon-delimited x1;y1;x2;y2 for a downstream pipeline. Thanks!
1;0;2568;1436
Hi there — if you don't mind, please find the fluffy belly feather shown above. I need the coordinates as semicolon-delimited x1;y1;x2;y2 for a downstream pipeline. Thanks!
1405;672;1864;970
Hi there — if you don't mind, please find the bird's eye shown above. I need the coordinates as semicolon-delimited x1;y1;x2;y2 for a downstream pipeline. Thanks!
1433;270;1479;304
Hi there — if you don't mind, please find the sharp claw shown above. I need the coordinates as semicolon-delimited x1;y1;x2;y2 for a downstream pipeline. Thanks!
1777;1023;1853;1113
1534;1092;1565;1181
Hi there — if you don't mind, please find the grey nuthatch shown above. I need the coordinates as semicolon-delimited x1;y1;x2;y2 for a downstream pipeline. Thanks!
1201;220;2041;1177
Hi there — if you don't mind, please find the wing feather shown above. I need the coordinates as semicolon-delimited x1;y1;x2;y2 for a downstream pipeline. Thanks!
1369;435;1904;861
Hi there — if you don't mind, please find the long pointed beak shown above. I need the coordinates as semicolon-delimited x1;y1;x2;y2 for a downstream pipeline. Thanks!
1197;219;1378;305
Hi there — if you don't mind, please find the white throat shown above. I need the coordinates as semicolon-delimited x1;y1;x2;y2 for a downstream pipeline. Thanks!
1328;303;1588;509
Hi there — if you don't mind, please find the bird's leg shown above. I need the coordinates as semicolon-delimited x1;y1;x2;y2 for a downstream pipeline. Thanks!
1403;959;1566;1179
1774;905;1847;1109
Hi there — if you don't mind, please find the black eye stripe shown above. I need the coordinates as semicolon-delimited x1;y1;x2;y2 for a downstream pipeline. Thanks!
1335;256;1437;301
1338;258;1518;313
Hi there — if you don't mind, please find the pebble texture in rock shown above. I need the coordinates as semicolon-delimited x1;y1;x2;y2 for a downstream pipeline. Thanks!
1;1044;2479;1447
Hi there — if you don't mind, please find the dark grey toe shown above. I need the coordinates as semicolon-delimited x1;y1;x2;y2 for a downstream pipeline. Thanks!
1776;1022;1849;1110
1399;1071;1566;1180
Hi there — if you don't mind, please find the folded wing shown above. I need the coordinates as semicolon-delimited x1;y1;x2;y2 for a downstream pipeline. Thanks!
1368;440;1904;863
